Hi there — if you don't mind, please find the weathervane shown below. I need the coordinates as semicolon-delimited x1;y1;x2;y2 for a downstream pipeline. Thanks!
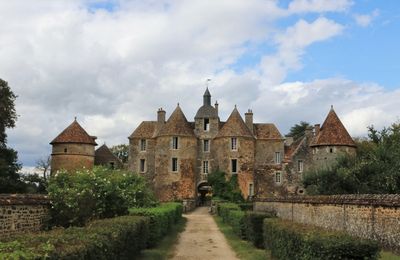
206;78;211;88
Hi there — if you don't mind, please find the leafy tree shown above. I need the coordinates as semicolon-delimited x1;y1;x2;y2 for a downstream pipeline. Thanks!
0;79;24;193
110;144;129;164
207;170;244;202
286;121;311;140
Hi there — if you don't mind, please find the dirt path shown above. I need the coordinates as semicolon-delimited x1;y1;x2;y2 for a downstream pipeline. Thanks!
171;207;239;260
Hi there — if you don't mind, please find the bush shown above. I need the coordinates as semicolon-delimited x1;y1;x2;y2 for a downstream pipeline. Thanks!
243;211;275;248
48;166;156;227
263;218;380;260
217;202;241;222
129;202;183;247
238;203;253;211
227;210;246;239
0;215;149;259
208;170;244;202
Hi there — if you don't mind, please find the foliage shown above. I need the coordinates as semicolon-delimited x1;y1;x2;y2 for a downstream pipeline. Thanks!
227;210;246;239
263;218;380;260
0;78;18;144
303;123;400;194
129;202;183;247
286;121;311;140
21;173;47;194
47;166;156;227
243;211;276;248
0;215;149;259
208;170;244;202
110;144;129;164
217;202;241;222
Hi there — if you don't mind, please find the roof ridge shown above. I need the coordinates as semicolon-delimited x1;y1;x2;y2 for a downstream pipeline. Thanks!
50;120;97;145
215;107;253;138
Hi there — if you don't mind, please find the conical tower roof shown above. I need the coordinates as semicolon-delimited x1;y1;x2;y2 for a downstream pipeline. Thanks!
157;105;195;137
215;107;253;138
311;107;356;147
50;119;97;145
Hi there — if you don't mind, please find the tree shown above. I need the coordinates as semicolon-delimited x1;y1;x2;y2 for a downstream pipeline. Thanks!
207;170;244;202
286;121;311;140
0;79;24;193
110;144;129;164
35;155;51;180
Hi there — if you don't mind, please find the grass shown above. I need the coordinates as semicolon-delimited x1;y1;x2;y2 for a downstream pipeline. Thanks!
137;217;187;260
380;251;400;260
214;215;271;260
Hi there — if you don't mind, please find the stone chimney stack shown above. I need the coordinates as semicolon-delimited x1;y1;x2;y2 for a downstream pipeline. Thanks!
157;108;166;124
214;101;219;116
305;126;313;137
314;124;320;136
245;109;254;134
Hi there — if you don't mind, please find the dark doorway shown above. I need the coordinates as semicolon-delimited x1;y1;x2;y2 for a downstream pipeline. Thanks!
197;182;212;206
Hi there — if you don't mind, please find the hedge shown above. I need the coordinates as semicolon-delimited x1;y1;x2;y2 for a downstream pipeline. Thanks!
227;210;246;239
243;211;276;248
129;202;183;247
217;202;241;222
0;215;149;259
263;218;380;260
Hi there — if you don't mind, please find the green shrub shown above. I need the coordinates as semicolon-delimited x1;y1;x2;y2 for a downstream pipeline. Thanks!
227;210;246;239
129;202;183;247
0;215;149;259
48;166;156;227
263;218;380;260
238;203;253;211
243;211;276;248
217;203;241;222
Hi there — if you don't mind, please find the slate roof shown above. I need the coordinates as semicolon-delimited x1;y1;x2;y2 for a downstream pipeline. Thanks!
195;105;218;119
310;107;356;147
254;123;283;140
94;144;122;166
50;119;97;145
157;105;195;137
215;107;253;138
129;121;157;139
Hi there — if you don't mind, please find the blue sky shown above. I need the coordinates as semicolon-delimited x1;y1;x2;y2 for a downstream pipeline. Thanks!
0;0;399;169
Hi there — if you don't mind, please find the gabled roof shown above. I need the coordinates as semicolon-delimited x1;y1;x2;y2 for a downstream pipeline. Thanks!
284;136;306;162
215;107;253;138
254;123;283;140
157;105;195;137
94;144;122;166
50;119;97;145
311;107;356;147
129;121;157;139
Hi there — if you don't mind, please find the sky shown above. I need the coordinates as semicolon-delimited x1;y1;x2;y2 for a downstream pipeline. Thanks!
1;0;400;169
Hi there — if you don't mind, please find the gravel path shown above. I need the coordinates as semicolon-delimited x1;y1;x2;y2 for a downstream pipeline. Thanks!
171;207;239;260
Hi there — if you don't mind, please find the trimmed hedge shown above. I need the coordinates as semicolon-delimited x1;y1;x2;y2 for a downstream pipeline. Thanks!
243;211;276;248
129;202;183;247
227;210;246;239
0;215;149;259
263;218;380;260
217;202;241;222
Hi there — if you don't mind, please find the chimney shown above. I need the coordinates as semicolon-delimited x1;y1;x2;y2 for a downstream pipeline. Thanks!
314;124;320;136
245;109;254;134
285;137;294;146
305;126;313;137
214;101;219;116
157;108;166;124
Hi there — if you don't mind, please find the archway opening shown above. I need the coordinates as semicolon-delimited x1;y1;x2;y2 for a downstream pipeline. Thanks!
197;181;212;206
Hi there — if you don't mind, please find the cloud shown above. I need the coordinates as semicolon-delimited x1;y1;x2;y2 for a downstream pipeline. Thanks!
354;9;379;27
288;0;352;13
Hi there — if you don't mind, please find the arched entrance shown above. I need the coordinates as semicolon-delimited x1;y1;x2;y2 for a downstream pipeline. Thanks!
197;181;212;206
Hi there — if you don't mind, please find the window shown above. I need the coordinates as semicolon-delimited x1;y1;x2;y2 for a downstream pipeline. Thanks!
203;161;209;174
140;139;146;151
172;158;178;172
275;152;281;164
329;148;333;153
64;148;68;153
231;137;237;151
231;159;238;174
248;183;254;197
297;160;304;173
204;118;210;131
275;172;281;183
109;162;115;169
172;137;179;149
140;159;146;173
203;139;210;152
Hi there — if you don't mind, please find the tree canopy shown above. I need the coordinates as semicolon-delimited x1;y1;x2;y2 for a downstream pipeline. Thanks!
286;121;311;140
110;144;129;164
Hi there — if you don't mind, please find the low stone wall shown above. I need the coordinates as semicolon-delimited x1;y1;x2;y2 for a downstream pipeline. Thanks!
254;195;400;253
182;199;197;213
0;194;50;237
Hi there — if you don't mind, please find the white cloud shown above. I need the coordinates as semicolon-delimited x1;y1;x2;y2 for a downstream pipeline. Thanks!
288;0;352;13
354;9;379;27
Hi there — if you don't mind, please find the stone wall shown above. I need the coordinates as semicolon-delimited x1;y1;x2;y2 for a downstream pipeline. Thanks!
254;195;400;253
51;143;95;173
0;194;50;237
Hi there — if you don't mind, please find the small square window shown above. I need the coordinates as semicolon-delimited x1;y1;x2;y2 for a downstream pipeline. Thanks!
231;138;237;151
140;139;146;151
231;159;238;174
172;137;179;149
172;158;178;172
275;172;281;183
140;159;146;173
203;139;210;152
203;161;209;174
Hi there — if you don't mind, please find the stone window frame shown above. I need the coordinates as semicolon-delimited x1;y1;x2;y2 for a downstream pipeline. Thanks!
204;118;210;131
139;139;147;151
203;139;210;152
231;158;238;174
275;171;281;183
275;152;281;164
172;136;179;150
172;157;179;172
297;159;304;173
231;137;238;151
139;158;146;173
203;160;209;174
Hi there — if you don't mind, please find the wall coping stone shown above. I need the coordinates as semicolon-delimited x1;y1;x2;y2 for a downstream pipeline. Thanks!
255;194;400;207
0;194;50;205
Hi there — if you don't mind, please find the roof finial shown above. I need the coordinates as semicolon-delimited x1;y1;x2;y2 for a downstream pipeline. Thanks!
234;104;237;108
177;102;180;107
74;116;77;121
330;105;334;110
206;78;211;88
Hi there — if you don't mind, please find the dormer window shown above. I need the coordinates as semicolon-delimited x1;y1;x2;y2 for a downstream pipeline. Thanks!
204;118;210;131
172;137;179;150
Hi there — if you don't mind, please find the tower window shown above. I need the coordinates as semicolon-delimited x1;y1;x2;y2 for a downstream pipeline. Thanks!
172;137;179;149
140;159;146;173
231;138;237;151
329;148;333;153
64;148;67;153
298;160;304;173
231;159;238;174
248;183;254;197
203;161;209;174
203;139;210;152
275;172;281;183
140;139;146;151
204;118;210;131
172;158;178;172
275;152;281;164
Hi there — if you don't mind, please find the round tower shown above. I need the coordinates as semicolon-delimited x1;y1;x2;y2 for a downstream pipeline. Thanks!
50;119;97;174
